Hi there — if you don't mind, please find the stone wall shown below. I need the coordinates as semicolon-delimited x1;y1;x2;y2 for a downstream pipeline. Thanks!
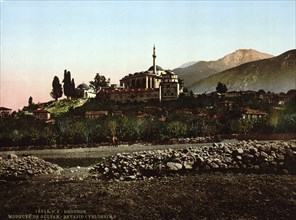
91;140;296;181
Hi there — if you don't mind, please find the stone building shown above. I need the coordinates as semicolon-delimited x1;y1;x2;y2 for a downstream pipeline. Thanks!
99;46;182;103
0;107;12;118
76;83;96;98
33;109;51;120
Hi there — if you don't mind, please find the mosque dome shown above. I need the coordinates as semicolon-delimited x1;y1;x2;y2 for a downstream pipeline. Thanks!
148;65;163;71
77;83;91;90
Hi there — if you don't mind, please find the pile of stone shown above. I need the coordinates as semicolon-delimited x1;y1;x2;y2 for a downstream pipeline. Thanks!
0;154;63;180
91;140;296;181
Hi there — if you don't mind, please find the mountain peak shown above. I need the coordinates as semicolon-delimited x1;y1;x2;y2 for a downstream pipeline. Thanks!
218;49;273;67
189;49;296;94
174;49;274;88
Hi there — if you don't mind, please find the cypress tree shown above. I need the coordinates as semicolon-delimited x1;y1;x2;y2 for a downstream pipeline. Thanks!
63;70;72;99
71;78;77;98
51;76;63;101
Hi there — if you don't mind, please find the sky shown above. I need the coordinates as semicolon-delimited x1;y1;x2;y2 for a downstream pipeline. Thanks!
0;0;295;110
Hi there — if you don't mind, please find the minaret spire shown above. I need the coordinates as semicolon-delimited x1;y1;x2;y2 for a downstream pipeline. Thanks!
153;44;157;74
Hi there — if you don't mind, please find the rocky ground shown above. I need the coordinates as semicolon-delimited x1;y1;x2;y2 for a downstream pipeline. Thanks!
0;140;296;219
92;140;296;181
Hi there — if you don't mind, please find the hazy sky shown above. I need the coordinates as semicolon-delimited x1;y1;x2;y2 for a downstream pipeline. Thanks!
1;0;295;110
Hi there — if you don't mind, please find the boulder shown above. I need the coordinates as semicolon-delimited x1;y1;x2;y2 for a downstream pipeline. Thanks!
166;162;182;171
7;154;18;160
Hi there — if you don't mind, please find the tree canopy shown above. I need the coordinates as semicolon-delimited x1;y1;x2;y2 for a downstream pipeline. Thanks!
51;76;63;101
216;82;228;93
63;70;76;99
90;73;110;91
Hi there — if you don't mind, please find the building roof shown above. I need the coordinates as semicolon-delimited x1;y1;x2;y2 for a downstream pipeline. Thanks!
97;88;158;94
244;108;267;115
77;83;91;90
34;109;50;113
148;65;163;71
85;111;108;115
0;107;12;111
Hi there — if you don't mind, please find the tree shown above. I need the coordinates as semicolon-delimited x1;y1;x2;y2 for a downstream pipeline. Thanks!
63;70;72;99
89;73;110;92
28;96;33;111
216;82;228;93
50;76;63;101
70;78;77;98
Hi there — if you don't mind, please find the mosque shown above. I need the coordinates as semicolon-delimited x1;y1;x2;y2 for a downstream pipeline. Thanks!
97;46;183;103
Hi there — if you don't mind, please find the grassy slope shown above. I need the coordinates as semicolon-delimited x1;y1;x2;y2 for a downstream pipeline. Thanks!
44;98;88;116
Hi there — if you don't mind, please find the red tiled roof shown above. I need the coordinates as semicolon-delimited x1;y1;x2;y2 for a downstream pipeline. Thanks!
97;88;158;94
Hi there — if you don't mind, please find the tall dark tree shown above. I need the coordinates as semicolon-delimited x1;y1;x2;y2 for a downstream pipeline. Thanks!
70;78;77;98
216;82;228;94
51;76;63;101
63;69;72;99
89;73;110;92
28;96;33;111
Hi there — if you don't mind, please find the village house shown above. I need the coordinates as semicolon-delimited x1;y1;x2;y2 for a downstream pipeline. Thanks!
0;107;12;118
85;111;108;119
225;91;241;98
216;100;234;109
242;108;267;120
33;109;51;120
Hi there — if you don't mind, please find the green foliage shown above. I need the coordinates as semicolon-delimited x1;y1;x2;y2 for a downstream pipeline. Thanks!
63;69;76;99
89;73;110;92
230;118;254;134
276;113;296;133
45;98;87;117
216;82;228;93
284;95;296;114
50;76;63;101
165;121;188;138
140;119;166;142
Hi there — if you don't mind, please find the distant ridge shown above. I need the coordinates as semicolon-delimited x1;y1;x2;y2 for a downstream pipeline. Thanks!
189;49;296;93
174;49;273;87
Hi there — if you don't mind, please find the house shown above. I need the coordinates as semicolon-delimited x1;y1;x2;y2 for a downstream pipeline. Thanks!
216;100;234;109
225;91;241;98
0;107;12;118
85;111;108;119
33;109;50;120
242;108;267;120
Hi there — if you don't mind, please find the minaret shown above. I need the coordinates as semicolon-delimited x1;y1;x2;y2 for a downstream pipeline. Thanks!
153;45;157;74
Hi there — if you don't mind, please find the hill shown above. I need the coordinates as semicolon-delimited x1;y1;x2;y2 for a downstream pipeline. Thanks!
174;49;273;87
189;49;296;93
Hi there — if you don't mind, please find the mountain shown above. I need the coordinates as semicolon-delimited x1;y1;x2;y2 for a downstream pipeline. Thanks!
189;50;296;94
178;61;198;68
174;49;273;87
